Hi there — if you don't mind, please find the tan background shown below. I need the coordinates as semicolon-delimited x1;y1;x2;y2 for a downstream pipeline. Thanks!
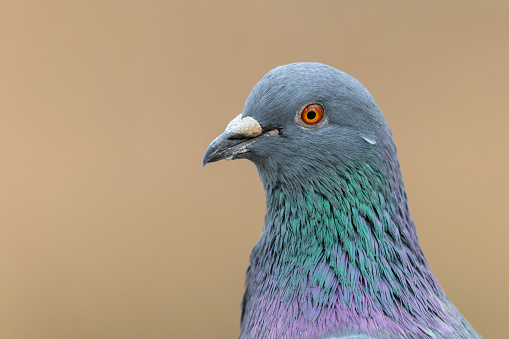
1;1;508;338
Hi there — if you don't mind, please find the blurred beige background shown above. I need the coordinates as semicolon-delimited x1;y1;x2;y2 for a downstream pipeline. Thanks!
1;1;508;338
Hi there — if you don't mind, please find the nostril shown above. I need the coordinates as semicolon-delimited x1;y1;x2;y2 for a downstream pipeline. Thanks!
227;133;248;140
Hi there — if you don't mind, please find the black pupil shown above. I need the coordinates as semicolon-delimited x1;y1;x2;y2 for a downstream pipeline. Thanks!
307;110;316;120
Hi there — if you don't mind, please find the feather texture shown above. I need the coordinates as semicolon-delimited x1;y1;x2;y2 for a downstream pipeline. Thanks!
204;63;480;339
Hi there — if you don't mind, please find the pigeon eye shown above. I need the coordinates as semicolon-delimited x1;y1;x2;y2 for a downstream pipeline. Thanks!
301;104;323;124
295;102;328;129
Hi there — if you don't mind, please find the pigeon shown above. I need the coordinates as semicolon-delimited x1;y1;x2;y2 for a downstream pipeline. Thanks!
203;63;479;339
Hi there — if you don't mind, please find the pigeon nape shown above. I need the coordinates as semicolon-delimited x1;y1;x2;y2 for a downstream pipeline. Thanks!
203;63;479;339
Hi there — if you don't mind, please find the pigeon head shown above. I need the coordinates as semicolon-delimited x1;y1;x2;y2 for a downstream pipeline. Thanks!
202;63;479;338
203;62;394;186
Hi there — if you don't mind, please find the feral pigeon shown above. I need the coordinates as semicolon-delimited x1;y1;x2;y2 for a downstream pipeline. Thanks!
203;63;479;339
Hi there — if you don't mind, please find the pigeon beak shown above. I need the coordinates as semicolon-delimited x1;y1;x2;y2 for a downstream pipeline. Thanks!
203;114;279;166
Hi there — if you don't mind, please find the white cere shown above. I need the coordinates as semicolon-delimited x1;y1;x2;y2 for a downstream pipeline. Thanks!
225;114;262;137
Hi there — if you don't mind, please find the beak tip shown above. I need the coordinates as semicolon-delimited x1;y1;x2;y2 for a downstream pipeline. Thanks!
202;140;217;167
203;115;264;168
202;153;210;167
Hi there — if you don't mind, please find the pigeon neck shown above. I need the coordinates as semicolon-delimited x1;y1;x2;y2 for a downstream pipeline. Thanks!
241;156;467;338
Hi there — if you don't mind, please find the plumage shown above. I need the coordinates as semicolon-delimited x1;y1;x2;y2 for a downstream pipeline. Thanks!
203;63;479;338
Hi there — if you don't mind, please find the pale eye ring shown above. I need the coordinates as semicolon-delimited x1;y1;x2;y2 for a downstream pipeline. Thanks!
294;102;328;129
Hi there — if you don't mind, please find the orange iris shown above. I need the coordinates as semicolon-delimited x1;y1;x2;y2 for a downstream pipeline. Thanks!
301;104;323;124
